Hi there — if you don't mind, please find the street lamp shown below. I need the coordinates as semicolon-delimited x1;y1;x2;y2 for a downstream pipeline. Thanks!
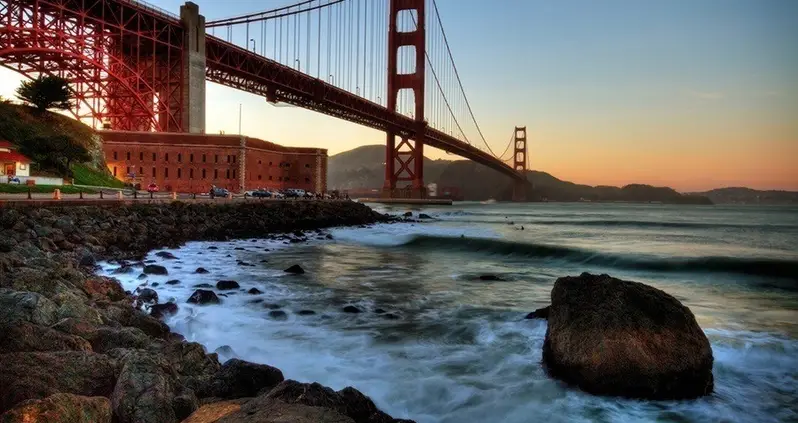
294;59;301;71
329;74;334;84
250;38;256;53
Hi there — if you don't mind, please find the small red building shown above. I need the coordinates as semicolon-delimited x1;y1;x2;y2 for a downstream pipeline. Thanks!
101;131;327;194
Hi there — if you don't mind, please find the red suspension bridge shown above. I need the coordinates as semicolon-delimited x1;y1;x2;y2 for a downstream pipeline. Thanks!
0;0;529;199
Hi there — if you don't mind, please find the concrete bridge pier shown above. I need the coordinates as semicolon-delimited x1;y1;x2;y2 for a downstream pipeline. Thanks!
512;180;528;202
180;2;206;133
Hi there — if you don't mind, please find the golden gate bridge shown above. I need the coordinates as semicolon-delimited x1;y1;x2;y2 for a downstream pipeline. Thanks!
0;0;529;199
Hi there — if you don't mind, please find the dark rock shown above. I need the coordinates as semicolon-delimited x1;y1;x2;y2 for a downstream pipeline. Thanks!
216;280;240;290
265;379;399;423
214;345;236;358
155;251;178;259
297;310;316;316
206;359;284;399
150;282;160;287
234;247;246;251
97;304;169;339
402;211;412;217
374;308;386;314
137;273;147;280
172;390;199;422
342;305;362;314
525;306;549;319
137;288;159;304
88;327;151;353
263;303;281;310
268;310;288;320
418;213;432;219
0;393;112;423
382;313;400;320
77;249;97;267
194;267;210;274
542;273;714;400
247;288;263;295
249;299;264;304
143;265;168;275
0;351;117;413
193;283;214;288
284;264;305;274
165;279;181;285
0;321;92;353
151;302;179;319
326;234;334;239
111;353;177;423
207;246;218;250
478;274;504;281
0;289;58;326
187;290;220;305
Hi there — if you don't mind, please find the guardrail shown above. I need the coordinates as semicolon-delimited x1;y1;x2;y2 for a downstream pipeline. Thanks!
3;188;345;204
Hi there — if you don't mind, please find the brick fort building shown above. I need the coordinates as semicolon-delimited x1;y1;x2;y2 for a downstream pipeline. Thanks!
102;131;327;194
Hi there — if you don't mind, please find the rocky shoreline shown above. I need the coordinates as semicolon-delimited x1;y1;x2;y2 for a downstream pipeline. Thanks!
0;201;413;423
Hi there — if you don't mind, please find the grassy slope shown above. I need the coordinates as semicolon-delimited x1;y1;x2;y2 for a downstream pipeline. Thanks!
0;103;121;188
0;184;95;194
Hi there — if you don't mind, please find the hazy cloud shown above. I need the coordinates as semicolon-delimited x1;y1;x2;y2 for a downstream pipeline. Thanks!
752;90;783;98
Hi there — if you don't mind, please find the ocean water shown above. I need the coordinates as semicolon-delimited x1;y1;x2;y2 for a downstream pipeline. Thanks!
98;203;798;423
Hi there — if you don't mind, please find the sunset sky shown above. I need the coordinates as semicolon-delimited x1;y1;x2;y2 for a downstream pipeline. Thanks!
1;0;795;191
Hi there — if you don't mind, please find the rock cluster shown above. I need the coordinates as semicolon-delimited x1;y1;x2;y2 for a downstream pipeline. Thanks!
0;202;407;422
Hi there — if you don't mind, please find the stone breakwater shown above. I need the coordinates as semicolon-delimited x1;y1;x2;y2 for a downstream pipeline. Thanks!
0;201;412;423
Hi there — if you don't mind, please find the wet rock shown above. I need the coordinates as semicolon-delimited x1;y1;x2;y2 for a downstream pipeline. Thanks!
478;274;504;281
111;353;177;423
402;211;412;217
284;264;305;274
195;267;210;274
97;303;170;339
542;273;714;400
382;313;400;320
374;308;386;314
0;393;112;423
418;213;432;219
0;351;117;413
247;288;263;295
326;233;334;239
249;299;264;304
214;345;236;358
137;274;147;280
207;246;218;250
188;290;220;305
234;247;246;251
268;310;288;320
77;249;97;267
165;279;181;285
525;306;549;319
205;359;284;399
216;280;240;290
263;303;281;310
151;302;179;319
193;283;214;288
0;321;92;353
342;305;362;314
137;288;159;304
143;265;168;275
0;289;58;326
297;310;316;316
155;251;178;259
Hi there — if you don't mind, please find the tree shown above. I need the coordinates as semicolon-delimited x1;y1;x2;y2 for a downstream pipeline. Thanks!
21;135;90;176
15;76;73;112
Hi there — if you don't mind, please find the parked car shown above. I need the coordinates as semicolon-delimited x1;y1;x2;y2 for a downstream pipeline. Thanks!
270;191;285;199
209;186;229;198
303;191;315;199
251;190;271;198
285;189;305;198
146;183;159;193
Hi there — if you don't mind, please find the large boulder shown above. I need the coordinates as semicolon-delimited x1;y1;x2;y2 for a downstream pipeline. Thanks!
82;277;126;301
0;393;112;423
205;359;284;399
265;380;401;423
0;289;58;326
187;290;220;305
542;273;714;400
143;265;168;275
111;353;177;423
0;351;117;413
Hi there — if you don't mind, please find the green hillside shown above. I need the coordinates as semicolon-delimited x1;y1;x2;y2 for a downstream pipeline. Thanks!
0;103;122;187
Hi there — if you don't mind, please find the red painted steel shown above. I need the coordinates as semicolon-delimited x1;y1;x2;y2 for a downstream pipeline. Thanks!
512;126;528;201
0;0;185;132
0;0;525;185
382;0;426;198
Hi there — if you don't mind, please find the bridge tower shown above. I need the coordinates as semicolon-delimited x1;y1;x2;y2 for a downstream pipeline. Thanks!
512;126;528;201
383;0;427;199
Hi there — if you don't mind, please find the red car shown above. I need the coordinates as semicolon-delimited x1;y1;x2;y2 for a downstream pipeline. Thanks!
146;183;159;193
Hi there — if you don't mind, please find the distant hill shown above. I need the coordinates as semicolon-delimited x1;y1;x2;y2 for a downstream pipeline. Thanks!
691;187;798;204
328;144;712;204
